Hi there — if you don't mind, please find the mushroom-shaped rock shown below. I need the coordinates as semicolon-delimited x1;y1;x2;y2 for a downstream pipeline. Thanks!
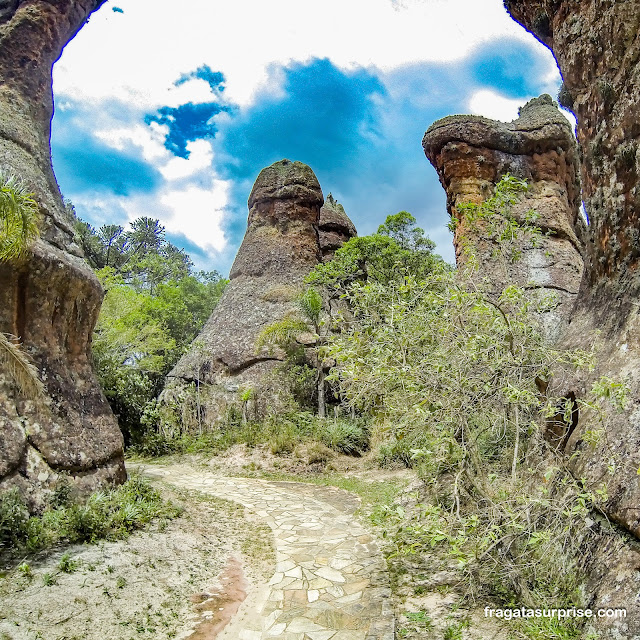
163;160;324;422
319;194;357;261
423;95;584;343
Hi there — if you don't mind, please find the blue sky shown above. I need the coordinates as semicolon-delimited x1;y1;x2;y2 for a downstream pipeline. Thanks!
51;0;570;274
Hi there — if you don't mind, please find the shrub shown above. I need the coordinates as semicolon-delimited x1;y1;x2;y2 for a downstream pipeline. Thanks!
315;419;369;456
0;489;30;551
0;475;181;556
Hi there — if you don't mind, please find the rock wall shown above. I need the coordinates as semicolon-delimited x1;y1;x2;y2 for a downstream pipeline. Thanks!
164;159;332;423
423;95;584;342
0;0;125;505
503;3;640;636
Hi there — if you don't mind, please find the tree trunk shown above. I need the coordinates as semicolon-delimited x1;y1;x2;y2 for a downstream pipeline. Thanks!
317;367;326;418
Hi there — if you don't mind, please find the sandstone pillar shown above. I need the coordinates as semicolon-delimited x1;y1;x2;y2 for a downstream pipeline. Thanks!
163;159;325;422
423;95;584;343
0;1;125;503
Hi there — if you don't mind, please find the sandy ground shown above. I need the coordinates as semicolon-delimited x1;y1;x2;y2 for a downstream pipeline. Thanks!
0;485;274;640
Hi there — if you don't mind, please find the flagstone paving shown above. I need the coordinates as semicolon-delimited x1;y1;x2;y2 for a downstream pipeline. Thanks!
139;465;394;640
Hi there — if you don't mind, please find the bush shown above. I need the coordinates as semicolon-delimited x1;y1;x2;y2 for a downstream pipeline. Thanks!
315;419;369;456
0;475;181;556
0;489;30;551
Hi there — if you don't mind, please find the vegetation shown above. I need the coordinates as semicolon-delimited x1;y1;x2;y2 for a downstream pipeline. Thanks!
0;475;181;556
317;176;624;637
0;171;45;401
0;171;39;262
71;209;227;445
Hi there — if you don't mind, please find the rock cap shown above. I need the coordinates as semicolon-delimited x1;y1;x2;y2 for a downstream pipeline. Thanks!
248;159;323;208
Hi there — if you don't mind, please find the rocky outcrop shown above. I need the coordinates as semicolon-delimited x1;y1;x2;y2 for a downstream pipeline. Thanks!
163;160;328;422
501;3;640;635
423;95;584;342
319;193;356;261
0;0;125;505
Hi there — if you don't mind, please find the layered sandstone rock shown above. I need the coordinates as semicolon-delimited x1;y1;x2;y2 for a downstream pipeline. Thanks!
0;0;125;505
319;193;357;261
423;95;584;342
163;160;326;421
502;4;640;635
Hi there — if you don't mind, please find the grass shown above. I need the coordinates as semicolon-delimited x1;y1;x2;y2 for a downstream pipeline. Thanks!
131;412;371;460
0;475;182;557
240;467;406;511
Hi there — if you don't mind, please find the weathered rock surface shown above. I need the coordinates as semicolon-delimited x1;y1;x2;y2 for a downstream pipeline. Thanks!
163;160;327;422
502;4;640;636
318;193;357;261
0;0;125;505
423;95;584;342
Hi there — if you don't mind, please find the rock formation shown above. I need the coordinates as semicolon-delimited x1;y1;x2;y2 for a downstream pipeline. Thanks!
423;95;584;342
478;3;640;635
164;159;339;422
318;193;357;261
0;0;125;505
504;0;640;541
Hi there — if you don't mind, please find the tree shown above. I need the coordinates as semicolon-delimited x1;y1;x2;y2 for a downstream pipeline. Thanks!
257;287;329;417
0;172;44;400
307;211;445;298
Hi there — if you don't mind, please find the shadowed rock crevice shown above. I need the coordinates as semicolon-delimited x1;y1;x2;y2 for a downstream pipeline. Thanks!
0;0;125;505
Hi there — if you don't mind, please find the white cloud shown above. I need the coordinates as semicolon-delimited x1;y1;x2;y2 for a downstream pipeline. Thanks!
54;0;534;109
468;89;527;122
159;182;229;254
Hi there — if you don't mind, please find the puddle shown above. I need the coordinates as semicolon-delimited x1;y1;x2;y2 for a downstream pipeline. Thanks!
187;555;248;639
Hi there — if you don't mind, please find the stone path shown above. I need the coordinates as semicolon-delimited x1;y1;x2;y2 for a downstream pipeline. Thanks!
140;465;394;640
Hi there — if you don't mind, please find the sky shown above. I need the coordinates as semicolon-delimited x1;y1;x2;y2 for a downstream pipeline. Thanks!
50;0;570;274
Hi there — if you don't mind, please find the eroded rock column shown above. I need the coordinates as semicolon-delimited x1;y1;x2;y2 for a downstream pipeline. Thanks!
0;1;126;504
423;95;584;342
164;159;325;423
318;193;357;262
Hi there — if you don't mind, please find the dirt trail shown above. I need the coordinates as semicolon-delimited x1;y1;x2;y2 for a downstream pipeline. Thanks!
141;464;395;640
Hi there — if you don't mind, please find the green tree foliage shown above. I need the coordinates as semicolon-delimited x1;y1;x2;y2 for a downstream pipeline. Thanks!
72;211;227;445
0;172;44;401
307;210;446;296
257;287;329;416
322;177;622;618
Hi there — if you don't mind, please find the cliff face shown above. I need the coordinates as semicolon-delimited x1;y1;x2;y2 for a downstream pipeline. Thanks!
501;4;640;636
423;95;584;342
504;0;640;544
164;160;327;422
0;1;125;504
